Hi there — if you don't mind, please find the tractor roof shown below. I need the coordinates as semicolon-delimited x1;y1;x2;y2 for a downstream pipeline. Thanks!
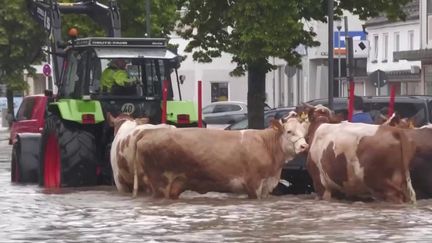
69;37;177;59
72;37;167;48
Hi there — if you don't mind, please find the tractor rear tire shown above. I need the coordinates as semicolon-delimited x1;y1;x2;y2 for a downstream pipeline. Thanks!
39;115;98;188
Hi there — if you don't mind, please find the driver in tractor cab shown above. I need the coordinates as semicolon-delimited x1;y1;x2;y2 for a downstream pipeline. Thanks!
101;59;136;95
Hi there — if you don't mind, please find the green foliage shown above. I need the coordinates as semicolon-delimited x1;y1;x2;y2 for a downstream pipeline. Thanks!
177;0;411;74
0;0;46;92
0;0;181;94
61;0;179;38
118;0;179;38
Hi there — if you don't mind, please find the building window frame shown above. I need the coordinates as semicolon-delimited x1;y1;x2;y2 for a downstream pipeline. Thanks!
382;33;389;63
394;32;400;62
372;35;379;63
210;81;229;102
408;30;415;50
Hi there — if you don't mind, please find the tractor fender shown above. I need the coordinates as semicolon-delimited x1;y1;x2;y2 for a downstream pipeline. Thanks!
14;133;41;183
48;99;105;124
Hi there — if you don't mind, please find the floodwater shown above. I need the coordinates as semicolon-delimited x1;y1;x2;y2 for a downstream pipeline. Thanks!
1;133;432;242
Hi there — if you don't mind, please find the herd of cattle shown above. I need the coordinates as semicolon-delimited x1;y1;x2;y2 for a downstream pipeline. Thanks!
108;104;432;204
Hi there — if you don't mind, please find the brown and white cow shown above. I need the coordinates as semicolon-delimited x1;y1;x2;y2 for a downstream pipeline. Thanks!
108;113;175;197
134;114;309;199
305;105;417;203
401;124;432;199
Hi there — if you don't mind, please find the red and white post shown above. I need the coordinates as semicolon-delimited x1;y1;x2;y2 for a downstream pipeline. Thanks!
388;84;396;118
197;80;203;128
161;79;168;124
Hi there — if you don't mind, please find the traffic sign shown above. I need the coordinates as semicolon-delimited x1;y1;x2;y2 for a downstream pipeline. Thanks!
43;63;51;77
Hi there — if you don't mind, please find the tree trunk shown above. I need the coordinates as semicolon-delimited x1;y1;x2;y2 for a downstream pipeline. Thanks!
6;87;14;128
247;60;267;129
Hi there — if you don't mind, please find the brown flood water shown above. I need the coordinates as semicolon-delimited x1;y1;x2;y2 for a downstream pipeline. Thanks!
1;138;432;242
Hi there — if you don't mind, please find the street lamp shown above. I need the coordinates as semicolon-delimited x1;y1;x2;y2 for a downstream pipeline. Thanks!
336;19;342;97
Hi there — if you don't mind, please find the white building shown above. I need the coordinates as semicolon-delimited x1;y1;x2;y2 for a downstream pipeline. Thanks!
365;0;422;96
172;11;367;108
395;0;432;95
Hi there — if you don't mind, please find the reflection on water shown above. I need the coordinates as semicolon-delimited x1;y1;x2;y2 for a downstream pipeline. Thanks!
1;144;432;242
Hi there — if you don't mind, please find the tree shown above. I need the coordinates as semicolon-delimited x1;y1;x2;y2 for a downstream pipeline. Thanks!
176;0;410;129
61;0;179;38
0;0;46;123
0;0;180;126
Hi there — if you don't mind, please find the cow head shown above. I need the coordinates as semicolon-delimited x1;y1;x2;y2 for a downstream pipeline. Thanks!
273;112;309;160
382;112;416;129
299;103;338;143
107;112;150;135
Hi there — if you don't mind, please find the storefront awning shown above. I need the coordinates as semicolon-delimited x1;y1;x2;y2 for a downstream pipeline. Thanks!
394;49;432;61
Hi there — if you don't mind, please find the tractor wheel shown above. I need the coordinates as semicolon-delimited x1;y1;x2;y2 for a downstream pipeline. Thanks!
39;115;99;188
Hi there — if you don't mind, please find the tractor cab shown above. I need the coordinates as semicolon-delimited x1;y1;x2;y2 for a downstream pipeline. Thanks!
59;37;181;123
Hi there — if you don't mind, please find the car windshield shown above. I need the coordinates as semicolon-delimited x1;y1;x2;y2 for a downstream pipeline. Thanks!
308;99;429;126
365;102;428;126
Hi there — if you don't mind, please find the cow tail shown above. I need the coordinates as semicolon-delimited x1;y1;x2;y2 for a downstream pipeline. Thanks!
399;130;416;204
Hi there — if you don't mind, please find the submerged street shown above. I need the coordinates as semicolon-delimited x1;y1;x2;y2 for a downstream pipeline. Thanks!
1;129;432;242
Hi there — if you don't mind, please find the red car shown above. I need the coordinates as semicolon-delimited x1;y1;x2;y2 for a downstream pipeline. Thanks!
9;94;48;145
10;94;49;183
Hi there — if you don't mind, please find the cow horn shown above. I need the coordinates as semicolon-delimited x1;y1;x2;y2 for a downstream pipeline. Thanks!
302;102;315;109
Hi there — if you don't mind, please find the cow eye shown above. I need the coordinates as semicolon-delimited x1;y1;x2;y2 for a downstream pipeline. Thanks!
287;130;292;134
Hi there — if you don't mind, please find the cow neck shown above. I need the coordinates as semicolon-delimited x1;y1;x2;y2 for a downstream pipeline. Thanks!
260;128;286;167
114;119;128;135
406;126;432;154
307;116;330;144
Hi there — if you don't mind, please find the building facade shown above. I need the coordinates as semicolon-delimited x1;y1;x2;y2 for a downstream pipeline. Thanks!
395;0;432;95
26;13;368;108
365;0;422;96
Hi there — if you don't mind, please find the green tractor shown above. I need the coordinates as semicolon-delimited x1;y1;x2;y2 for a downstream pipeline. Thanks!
24;0;199;188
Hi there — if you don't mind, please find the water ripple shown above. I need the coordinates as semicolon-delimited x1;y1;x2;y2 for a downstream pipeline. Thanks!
1;142;432;242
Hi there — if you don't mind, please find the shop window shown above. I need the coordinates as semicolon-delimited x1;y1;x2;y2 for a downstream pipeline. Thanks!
211;82;229;102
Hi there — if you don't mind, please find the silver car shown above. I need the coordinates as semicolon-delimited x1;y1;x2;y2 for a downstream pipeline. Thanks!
202;101;248;125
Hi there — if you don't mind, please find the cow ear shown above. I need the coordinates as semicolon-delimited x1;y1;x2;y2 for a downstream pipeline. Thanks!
408;118;415;128
271;119;284;133
106;112;116;127
386;112;400;126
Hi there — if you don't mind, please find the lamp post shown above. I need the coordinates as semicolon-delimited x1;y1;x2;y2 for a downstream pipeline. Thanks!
328;0;334;110
336;20;342;97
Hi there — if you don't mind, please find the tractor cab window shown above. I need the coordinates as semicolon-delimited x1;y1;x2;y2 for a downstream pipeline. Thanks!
90;57;172;98
61;50;87;97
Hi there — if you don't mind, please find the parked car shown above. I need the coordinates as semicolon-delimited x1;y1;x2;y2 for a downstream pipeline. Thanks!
10;94;49;183
9;94;48;145
202;101;248;125
280;95;432;196
224;106;295;130
307;95;432;126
